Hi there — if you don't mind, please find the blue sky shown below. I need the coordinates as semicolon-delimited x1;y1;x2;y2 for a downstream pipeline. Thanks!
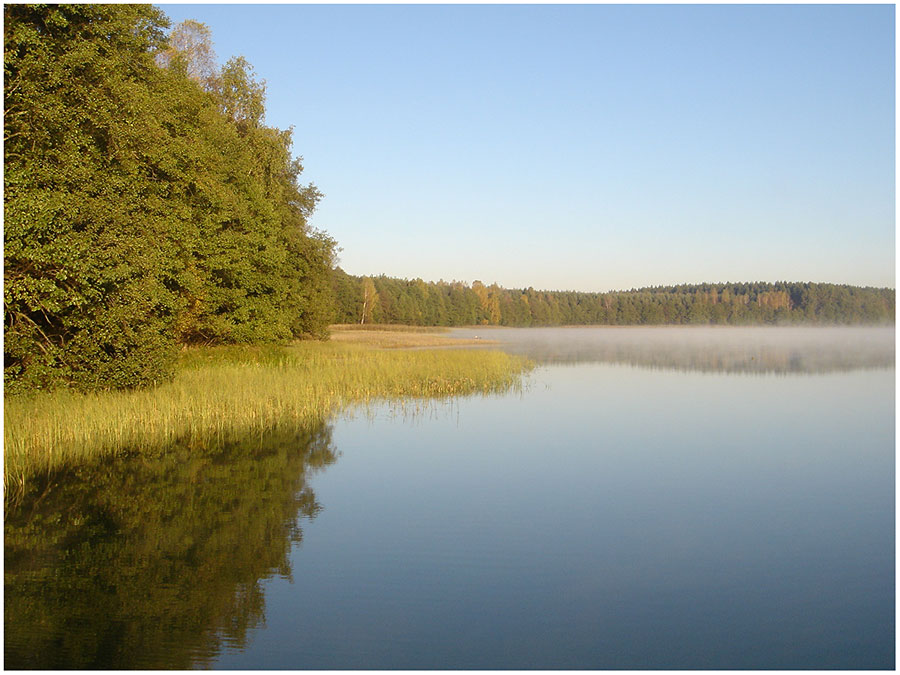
160;4;894;292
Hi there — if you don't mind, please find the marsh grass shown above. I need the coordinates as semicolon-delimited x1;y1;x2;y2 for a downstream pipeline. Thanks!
4;341;531;504
329;328;496;349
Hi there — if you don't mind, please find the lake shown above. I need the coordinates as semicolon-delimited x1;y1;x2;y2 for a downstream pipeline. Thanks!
4;326;895;669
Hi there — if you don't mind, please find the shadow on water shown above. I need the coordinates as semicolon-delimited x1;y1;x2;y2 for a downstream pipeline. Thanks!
4;421;338;670
450;325;895;374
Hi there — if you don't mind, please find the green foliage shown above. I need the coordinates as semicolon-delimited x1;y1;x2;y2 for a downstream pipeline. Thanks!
332;273;895;328
4;5;179;392
5;5;336;394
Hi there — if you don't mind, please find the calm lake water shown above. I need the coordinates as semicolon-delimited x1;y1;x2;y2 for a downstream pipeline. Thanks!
5;326;895;669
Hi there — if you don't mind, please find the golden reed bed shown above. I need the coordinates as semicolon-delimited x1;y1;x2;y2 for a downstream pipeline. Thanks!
4;336;529;504
329;324;497;349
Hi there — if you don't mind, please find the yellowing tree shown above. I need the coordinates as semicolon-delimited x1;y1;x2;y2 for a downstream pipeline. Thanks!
360;277;379;324
157;20;218;90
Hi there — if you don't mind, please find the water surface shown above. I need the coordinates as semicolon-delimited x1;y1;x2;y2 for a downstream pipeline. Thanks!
5;327;894;669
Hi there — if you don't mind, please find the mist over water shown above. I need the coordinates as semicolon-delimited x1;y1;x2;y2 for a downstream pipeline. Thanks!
5;326;894;669
449;325;895;373
211;325;894;669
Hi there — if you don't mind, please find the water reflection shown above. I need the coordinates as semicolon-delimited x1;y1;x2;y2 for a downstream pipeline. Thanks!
450;325;895;373
5;327;894;670
4;422;338;669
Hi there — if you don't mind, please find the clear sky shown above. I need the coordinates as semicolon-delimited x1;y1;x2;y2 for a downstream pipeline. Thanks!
159;3;895;292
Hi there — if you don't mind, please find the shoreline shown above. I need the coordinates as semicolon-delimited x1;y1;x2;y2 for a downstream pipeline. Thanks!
4;336;531;506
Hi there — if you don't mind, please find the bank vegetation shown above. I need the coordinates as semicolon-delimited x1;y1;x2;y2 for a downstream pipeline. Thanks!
5;340;531;505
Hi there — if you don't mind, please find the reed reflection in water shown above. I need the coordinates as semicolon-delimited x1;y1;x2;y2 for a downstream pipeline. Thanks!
4;326;894;669
4;422;337;670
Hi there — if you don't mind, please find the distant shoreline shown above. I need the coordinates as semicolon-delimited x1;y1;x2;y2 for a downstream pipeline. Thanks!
332;272;895;329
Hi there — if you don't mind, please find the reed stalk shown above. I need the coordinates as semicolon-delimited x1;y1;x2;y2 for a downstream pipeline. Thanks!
4;341;531;503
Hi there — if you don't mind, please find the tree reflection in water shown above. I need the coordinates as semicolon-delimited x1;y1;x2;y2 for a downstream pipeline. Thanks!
5;421;338;669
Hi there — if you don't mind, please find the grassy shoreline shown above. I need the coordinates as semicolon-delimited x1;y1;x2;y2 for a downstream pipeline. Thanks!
4;338;530;505
329;325;498;349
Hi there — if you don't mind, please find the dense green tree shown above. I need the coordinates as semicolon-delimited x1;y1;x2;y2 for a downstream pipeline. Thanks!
4;5;183;392
330;267;364;324
5;5;336;393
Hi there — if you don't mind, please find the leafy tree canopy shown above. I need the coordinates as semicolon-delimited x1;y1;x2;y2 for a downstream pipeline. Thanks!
5;4;335;394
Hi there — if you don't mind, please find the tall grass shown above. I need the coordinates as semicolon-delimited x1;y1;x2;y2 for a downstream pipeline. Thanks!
4;342;531;503
329;328;495;349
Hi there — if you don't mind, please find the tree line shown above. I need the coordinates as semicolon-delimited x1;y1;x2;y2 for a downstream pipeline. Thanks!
4;5;894;395
332;269;895;328
5;5;335;393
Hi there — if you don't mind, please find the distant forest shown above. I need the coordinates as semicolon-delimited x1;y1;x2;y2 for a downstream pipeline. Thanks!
3;5;894;394
333;270;895;328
